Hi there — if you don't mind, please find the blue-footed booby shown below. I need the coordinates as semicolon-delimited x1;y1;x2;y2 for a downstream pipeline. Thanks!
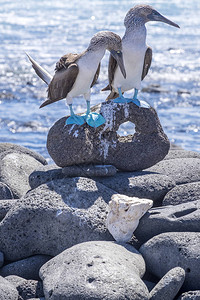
27;31;126;127
102;4;180;107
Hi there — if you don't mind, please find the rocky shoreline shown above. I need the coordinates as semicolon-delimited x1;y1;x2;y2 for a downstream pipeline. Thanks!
0;141;200;299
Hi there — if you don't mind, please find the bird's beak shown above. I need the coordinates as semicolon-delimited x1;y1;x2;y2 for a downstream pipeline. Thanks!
148;11;180;28
110;50;126;78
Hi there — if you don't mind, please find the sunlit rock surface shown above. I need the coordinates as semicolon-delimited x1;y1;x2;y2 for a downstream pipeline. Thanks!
47;101;170;171
106;194;153;242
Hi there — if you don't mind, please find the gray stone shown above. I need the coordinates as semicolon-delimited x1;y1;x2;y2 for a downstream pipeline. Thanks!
29;164;63;189
139;232;200;291
0;152;44;198
0;177;115;261
62;164;117;177
96;171;176;205
0;200;17;221
135;200;200;244
177;291;200;299
0;182;13;200
40;241;149;300
4;275;26;288
164;149;200;160
0;275;18;299
47;101;169;171
146;158;200;184
0;143;47;165
0;255;51;280
149;267;185;300
143;280;156;292
0;252;4;268
163;182;200;206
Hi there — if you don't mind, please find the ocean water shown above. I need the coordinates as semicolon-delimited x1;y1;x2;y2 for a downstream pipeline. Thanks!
0;0;199;161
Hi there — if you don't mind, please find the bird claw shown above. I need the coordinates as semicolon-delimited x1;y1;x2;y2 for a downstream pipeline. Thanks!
65;115;85;126
83;112;105;128
131;99;150;108
113;96;128;103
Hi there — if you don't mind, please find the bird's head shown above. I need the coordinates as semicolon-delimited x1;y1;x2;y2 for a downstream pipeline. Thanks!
124;4;180;29
89;31;126;78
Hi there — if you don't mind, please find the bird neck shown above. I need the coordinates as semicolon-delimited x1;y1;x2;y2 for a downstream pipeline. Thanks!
123;24;147;44
86;46;106;62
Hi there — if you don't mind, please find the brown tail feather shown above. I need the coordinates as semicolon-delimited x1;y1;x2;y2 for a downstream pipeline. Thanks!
106;91;119;101
101;84;111;91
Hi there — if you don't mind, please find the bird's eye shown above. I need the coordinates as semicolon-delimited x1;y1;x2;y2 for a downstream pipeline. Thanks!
117;50;121;54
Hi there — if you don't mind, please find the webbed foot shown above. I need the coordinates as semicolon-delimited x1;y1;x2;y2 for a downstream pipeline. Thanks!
84;112;105;128
65;115;85;126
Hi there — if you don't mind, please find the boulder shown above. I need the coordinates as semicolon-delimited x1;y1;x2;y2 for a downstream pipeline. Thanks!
134;200;200;244
0;152;45;198
0;182;13;200
0;177;115;261
0;143;47;165
29;164;63;189
177;290;200;299
0;275;18;299
0;252;4;268
0;255;51;280
140;232;200;291
62;164;117;177
40;241;149;300
96;171;176;205
146;158;200;184
164;149;200;160
163;182;200;206
149;267;185;300
47;101;169;171
0;200;17;221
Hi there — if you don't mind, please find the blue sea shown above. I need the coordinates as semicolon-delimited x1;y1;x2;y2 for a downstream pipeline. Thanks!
0;0;199;161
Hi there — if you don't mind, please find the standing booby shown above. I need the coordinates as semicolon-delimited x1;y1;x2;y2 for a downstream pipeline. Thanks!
102;5;180;107
27;31;126;127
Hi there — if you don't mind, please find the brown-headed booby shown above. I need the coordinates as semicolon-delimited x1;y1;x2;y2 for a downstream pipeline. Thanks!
27;31;126;127
102;5;179;107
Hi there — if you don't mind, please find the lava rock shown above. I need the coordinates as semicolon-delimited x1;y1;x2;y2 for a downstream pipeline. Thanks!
0;255;51;280
146;158;200;184
149;267;185;300
0;252;4;268
0;177;115;261
29;164;63;189
0;275;19;299
0;152;45;198
164;149;200;160
40;241;149;300
62;164;117;177
163;182;200;206
96;171;176;205
135;200;200;244
47;101;169;171
0;182;13;200
140;232;200;291
177;290;200;299
0;199;17;221
0;143;47;165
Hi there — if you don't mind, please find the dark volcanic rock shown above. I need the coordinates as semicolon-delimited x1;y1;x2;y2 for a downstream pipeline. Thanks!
0;143;47;165
140;232;200;291
0;182;13;200
0;255;51;280
0;177;115;261
149;267;185;300
0;199;17;221
146;158;200;184
29;164;63;189
134;200;200;244
40;241;149;300
0;152;45;198
164;149;200;160
163;182;200;206
62;164;117;177
96;171;176;205
47;101;169;171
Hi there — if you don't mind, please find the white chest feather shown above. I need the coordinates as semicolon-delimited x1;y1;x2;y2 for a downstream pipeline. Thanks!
113;27;147;92
68;50;103;98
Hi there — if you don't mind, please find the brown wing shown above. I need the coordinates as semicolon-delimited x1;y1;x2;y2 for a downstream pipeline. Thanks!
40;63;79;108
55;53;82;71
141;47;152;81
90;63;101;88
101;53;118;91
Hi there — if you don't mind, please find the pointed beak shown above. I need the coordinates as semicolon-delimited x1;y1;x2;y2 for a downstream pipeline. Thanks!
148;11;180;28
110;50;126;78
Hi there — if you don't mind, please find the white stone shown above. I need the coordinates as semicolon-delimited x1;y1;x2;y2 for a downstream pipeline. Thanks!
106;194;153;242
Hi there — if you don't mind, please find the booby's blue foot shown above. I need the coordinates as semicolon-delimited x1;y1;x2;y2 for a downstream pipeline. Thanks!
130;89;150;108
113;87;130;103
66;115;85;126
85;112;105;128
